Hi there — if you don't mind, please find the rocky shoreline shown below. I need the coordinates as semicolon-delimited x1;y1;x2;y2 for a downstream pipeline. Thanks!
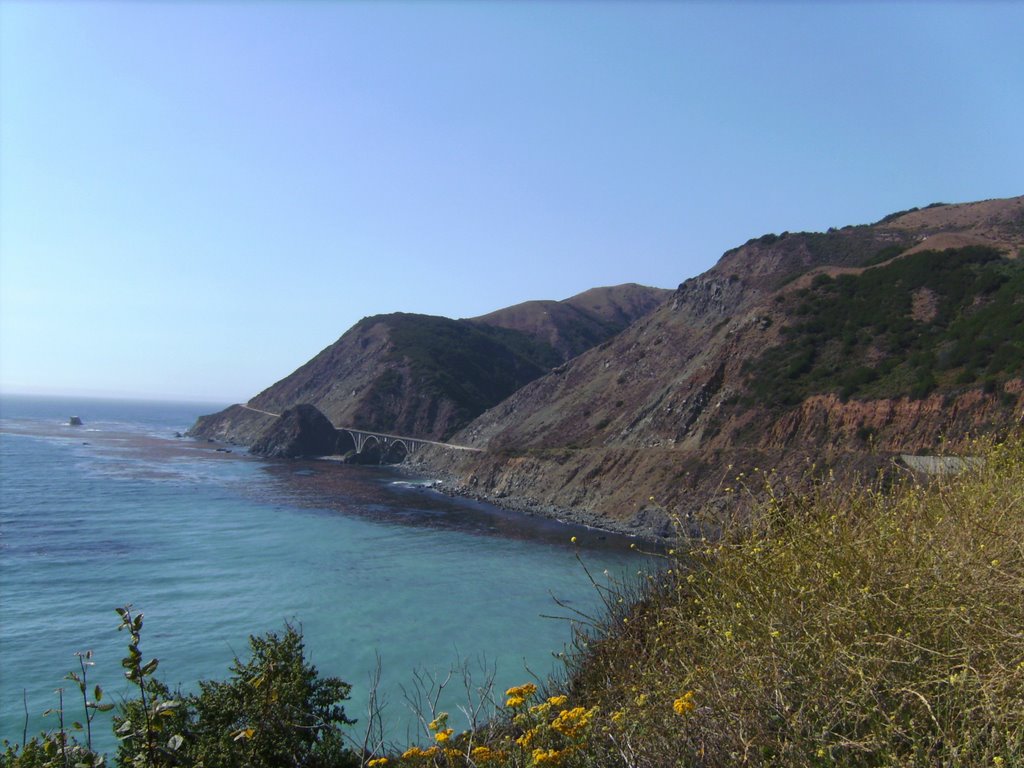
188;401;669;540
189;419;664;543
185;197;1024;546
393;457;663;544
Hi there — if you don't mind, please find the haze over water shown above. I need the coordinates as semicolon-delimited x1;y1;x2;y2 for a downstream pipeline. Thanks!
0;396;641;755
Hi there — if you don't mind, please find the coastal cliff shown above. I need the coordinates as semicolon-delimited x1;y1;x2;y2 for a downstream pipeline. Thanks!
193;196;1023;537
407;197;1024;536
188;284;671;450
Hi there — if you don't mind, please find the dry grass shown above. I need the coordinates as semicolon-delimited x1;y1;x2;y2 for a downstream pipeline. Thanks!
351;434;1022;768
565;434;1024;767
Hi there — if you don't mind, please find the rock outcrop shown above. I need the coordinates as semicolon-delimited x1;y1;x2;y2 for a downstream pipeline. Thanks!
248;404;339;459
188;405;277;446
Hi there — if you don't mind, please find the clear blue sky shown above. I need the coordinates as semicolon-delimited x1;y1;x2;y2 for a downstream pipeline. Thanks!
2;1;1022;403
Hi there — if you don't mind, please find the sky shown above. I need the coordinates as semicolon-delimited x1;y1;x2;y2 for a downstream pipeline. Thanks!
1;1;1022;404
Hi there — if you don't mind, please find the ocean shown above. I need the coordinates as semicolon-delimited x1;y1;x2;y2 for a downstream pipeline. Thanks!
0;395;642;755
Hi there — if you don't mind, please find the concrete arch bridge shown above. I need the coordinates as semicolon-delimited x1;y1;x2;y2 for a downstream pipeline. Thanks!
238;404;480;464
338;427;481;463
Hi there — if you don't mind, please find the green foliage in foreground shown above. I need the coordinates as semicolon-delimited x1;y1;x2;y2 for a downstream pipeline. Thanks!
184;627;355;768
5;435;1023;767
3;614;358;768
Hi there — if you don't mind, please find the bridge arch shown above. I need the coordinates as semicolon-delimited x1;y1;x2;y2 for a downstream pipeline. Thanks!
358;434;383;464
383;440;409;464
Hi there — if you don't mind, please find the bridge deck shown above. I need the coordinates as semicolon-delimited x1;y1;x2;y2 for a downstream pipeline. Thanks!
237;404;482;453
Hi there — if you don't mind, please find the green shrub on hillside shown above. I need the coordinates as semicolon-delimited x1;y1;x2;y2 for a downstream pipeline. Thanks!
735;229;918;291
744;246;1024;405
380;314;560;426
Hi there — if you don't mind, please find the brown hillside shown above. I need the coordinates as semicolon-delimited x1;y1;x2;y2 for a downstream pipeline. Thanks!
189;283;671;446
468;283;671;361
410;195;1024;538
887;197;1024;256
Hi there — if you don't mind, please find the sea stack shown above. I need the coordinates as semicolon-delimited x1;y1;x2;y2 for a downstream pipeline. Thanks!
69;416;83;426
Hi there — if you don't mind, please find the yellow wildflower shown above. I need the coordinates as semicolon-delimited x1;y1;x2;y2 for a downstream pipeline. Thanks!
551;706;595;738
531;747;565;766
471;745;503;763
506;683;537;698
610;709;625;724
515;727;539;748
505;683;536;707
401;745;439;760
673;691;696;716
367;759;389;768
546;694;568;707
434;728;454;743
529;700;552;716
428;712;448;731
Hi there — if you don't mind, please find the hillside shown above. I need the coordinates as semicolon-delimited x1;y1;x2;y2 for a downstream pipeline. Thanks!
409;196;1024;537
188;284;670;446
470;283;671;361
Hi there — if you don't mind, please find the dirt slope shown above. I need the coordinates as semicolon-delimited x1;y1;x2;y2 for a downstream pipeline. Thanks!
409;196;1024;537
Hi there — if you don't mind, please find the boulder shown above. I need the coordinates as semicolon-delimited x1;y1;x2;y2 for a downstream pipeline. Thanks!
249;404;339;458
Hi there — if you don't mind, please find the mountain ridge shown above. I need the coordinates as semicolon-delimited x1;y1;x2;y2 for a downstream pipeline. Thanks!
468;283;671;361
188;283;671;446
406;196;1024;536
190;195;1023;537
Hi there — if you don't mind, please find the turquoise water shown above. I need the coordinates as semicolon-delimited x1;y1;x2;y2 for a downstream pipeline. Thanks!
0;396;640;755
